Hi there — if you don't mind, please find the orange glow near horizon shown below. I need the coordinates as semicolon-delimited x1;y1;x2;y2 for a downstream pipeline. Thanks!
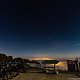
32;57;53;60
32;57;68;70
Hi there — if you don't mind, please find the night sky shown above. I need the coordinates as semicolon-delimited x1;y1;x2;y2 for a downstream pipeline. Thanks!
0;0;80;58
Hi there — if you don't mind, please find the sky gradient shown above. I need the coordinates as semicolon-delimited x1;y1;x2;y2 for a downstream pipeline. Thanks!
0;0;80;58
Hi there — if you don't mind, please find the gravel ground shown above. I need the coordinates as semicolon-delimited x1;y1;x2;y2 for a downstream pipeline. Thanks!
11;73;79;80
11;68;79;80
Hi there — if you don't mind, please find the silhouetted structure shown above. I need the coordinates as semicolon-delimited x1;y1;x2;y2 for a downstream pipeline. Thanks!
67;60;76;72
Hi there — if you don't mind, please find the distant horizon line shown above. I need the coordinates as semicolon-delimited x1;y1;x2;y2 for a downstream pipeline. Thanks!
23;56;80;60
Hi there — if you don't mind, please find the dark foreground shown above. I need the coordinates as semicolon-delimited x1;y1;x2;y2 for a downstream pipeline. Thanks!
11;68;79;80
11;73;79;80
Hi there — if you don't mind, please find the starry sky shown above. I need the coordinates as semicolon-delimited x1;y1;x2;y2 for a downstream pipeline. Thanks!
0;0;80;58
